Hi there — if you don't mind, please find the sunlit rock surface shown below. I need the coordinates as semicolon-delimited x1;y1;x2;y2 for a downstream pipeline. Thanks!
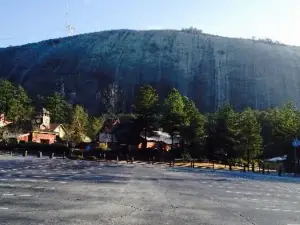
1;29;300;113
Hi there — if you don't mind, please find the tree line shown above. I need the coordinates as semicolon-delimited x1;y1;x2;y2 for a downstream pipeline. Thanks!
0;79;101;144
0;79;299;168
133;86;300;169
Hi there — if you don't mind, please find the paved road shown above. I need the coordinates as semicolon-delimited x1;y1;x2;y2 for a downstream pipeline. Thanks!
0;156;300;225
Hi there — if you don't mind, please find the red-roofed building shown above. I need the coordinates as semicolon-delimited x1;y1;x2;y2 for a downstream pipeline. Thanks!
3;108;67;144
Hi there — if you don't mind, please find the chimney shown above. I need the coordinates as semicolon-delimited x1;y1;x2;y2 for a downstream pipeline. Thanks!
0;114;4;127
41;108;50;129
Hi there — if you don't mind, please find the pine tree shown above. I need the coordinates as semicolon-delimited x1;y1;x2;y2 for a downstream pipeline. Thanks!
45;92;72;124
206;103;240;162
133;85;159;148
161;88;185;149
238;108;263;167
87;116;104;140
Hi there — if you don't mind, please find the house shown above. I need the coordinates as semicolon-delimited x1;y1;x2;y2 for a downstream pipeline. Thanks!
49;123;67;140
3;108;59;144
0;114;13;128
96;118;120;147
138;130;181;151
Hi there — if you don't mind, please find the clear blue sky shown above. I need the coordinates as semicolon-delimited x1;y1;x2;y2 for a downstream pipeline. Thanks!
0;0;299;47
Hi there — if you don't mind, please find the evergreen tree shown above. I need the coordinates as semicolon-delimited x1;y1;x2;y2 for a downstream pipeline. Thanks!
87;116;104;140
133;85;159;148
206;103;240;162
161;88;185;148
238;108;263;167
0;80;32;123
180;96;205;144
45;92;72;124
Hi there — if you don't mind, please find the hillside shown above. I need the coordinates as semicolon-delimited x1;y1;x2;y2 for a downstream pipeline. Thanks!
1;29;300;113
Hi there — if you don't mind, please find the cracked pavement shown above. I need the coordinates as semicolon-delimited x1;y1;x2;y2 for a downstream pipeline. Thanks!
0;156;300;225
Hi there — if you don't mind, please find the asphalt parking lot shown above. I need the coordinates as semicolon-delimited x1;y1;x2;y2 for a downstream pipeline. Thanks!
0;156;300;225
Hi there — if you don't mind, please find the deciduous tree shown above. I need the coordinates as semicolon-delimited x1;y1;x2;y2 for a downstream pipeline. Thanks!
68;105;89;144
0;80;33;123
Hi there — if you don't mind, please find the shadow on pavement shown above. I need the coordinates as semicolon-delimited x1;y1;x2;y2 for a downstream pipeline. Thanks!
168;167;300;184
0;158;131;184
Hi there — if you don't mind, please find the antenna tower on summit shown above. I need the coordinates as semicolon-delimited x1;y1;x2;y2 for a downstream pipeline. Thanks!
65;4;75;36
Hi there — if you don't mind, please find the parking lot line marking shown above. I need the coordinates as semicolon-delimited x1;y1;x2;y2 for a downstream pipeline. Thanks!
285;210;293;212
261;208;270;211
18;194;32;197
2;193;14;196
59;181;67;184
0;207;9;210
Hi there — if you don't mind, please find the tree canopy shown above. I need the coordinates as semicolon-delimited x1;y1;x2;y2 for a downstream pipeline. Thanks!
0;79;299;165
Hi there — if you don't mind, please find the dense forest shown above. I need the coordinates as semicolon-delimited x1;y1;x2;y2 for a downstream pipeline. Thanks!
0;79;299;171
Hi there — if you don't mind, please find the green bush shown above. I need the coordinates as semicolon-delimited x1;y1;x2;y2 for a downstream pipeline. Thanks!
70;154;83;160
86;156;97;161
72;149;84;156
181;150;192;161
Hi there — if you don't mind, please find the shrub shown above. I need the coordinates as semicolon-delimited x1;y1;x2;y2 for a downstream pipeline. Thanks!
70;154;83;160
86;156;97;161
72;149;84;156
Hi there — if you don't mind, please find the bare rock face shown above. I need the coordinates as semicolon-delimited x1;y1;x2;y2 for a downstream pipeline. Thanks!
1;29;300;113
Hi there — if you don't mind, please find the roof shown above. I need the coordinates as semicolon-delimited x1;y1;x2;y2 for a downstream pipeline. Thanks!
32;130;57;135
99;119;120;133
37;124;67;134
140;130;180;145
49;123;64;131
3;132;30;139
265;155;287;162
3;120;33;133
